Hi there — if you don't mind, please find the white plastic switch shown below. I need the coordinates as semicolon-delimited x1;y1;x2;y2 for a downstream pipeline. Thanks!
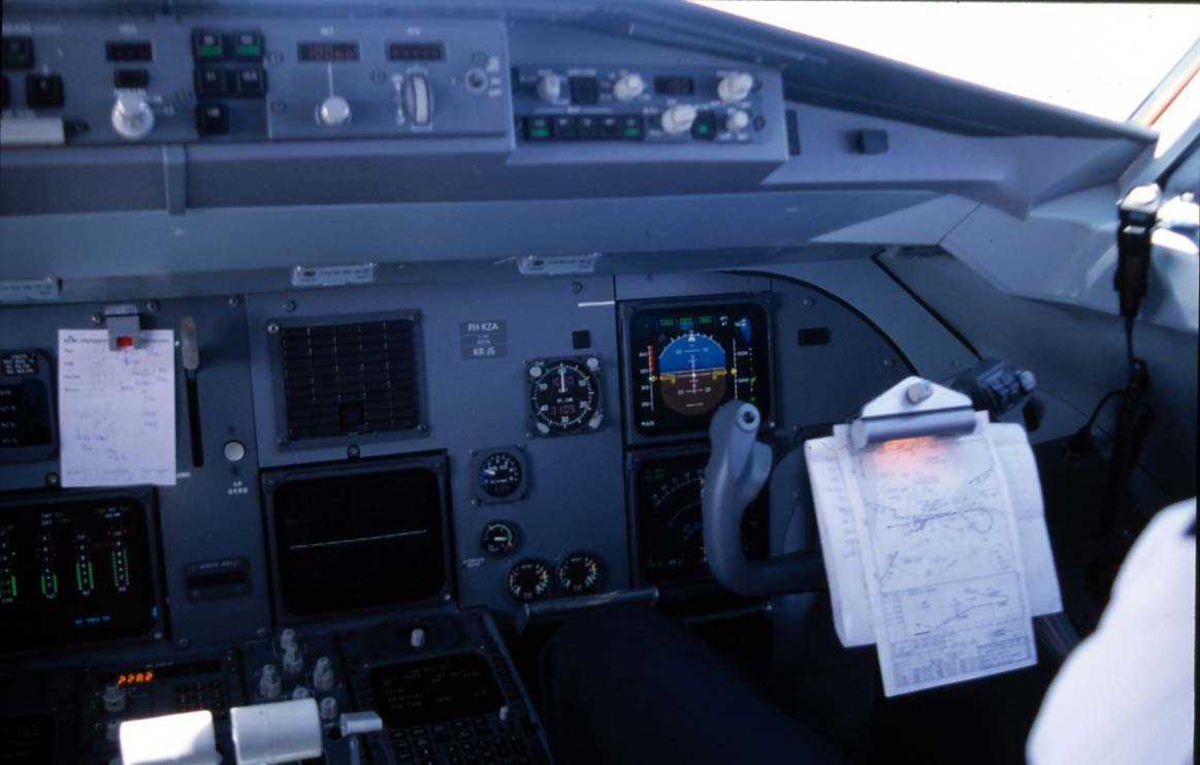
106;718;122;743
312;657;336;692
725;109;750;132
102;683;128;713
282;644;304;676
536;73;562;102
404;74;432;126
717;72;754;104
291;686;311;700
319;696;339;722
613;72;646;102
660;104;697;135
318;95;351;127
259;665;282;700
111;90;155;141
409;627;427;649
498;705;510;723
279;629;298;652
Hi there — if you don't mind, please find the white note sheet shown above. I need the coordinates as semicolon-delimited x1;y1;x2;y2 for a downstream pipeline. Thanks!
806;413;1060;696
58;329;177;487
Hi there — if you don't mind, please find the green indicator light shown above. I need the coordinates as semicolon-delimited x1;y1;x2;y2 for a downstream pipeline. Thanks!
659;319;675;328
699;315;713;324
237;44;261;57
200;44;223;58
624;128;641;137
530;128;550;138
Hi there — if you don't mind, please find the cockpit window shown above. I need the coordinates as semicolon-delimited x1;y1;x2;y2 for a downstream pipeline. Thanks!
695;1;1200;126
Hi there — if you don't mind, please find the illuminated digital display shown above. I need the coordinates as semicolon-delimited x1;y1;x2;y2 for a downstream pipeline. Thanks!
297;41;360;62
0;495;158;653
115;671;155;687
627;300;772;436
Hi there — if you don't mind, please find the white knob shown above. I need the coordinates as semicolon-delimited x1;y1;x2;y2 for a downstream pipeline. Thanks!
282;644;304;676
318;95;351;127
111;90;155;141
409;627;427;649
106;718;122;743
717;72;754;104
536;73;562;103
279;628;298;652
101;683;127;713
403;74;432;126
291;686;311;700
312;657;336;692
613;72;646;102
319;696;339;722
725;109;750;132
498;705;510;723
258;664;282;700
660;104;697;135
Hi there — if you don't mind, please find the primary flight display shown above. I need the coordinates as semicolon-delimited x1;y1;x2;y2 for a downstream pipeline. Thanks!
628;300;771;435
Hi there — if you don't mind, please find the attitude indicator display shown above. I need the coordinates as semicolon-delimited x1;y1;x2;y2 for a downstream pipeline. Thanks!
628;301;771;436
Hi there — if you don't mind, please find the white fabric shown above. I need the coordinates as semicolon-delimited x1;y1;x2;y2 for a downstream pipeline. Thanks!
1027;498;1196;765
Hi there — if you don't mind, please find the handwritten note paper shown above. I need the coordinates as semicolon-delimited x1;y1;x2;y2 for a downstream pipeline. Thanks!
58;329;177;487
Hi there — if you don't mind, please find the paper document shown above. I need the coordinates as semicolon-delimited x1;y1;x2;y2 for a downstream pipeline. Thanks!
806;412;1060;696
58;329;177;487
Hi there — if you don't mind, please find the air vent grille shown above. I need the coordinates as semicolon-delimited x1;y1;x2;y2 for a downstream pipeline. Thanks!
280;319;419;441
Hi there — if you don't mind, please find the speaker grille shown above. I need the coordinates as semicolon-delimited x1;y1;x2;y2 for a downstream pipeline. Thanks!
280;319;420;441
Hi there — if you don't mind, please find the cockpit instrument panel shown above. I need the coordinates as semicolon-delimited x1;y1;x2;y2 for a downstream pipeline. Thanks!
0;491;160;653
626;298;771;437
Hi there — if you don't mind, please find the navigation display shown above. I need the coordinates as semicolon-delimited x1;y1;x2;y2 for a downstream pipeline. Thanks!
628;300;771;435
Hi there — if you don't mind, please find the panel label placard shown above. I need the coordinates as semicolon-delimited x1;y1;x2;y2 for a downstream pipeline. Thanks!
460;320;508;360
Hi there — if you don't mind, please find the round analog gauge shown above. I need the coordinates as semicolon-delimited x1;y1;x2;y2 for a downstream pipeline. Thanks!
506;560;552;602
528;357;603;437
477;451;524;499
481;521;518;557
557;552;603;595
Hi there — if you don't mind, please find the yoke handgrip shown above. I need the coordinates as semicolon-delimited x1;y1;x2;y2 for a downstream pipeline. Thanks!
702;401;824;597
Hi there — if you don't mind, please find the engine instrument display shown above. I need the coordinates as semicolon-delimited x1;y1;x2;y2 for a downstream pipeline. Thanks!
634;452;768;583
527;357;603;437
627;300;771;436
506;560;551;602
0;494;158;653
556;553;602;595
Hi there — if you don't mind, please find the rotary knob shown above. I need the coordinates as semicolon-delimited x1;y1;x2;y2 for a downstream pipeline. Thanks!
660;104;697;135
318;95;351;127
101;682;128;713
536;73;562;103
717;72;754;104
613;72;646;102
401;74;432;126
111;90;155;141
725;109;750;132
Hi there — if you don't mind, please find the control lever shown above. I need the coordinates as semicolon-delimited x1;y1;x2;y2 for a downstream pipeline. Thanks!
181;316;204;467
339;711;383;765
701;401;824;597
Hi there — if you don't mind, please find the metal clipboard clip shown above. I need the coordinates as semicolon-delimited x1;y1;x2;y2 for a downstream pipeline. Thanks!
848;376;978;450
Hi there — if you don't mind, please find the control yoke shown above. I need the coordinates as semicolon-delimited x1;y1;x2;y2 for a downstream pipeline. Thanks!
702;401;824;597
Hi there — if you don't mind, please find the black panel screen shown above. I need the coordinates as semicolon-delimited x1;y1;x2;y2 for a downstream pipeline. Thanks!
370;654;502;728
271;464;446;616
635;452;767;583
279;319;420;441
0;496;158;653
628;301;771;436
1;349;56;462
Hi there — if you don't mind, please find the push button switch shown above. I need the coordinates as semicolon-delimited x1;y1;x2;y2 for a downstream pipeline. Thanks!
195;103;229;136
619;114;644;141
599;115;620;139
25;74;64;108
552;115;576;139
524;116;552;141
232;32;264;61
192;31;225;62
691;110;717;140
1;37;34;70
233;68;266;97
194;67;227;97
575;115;599;140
